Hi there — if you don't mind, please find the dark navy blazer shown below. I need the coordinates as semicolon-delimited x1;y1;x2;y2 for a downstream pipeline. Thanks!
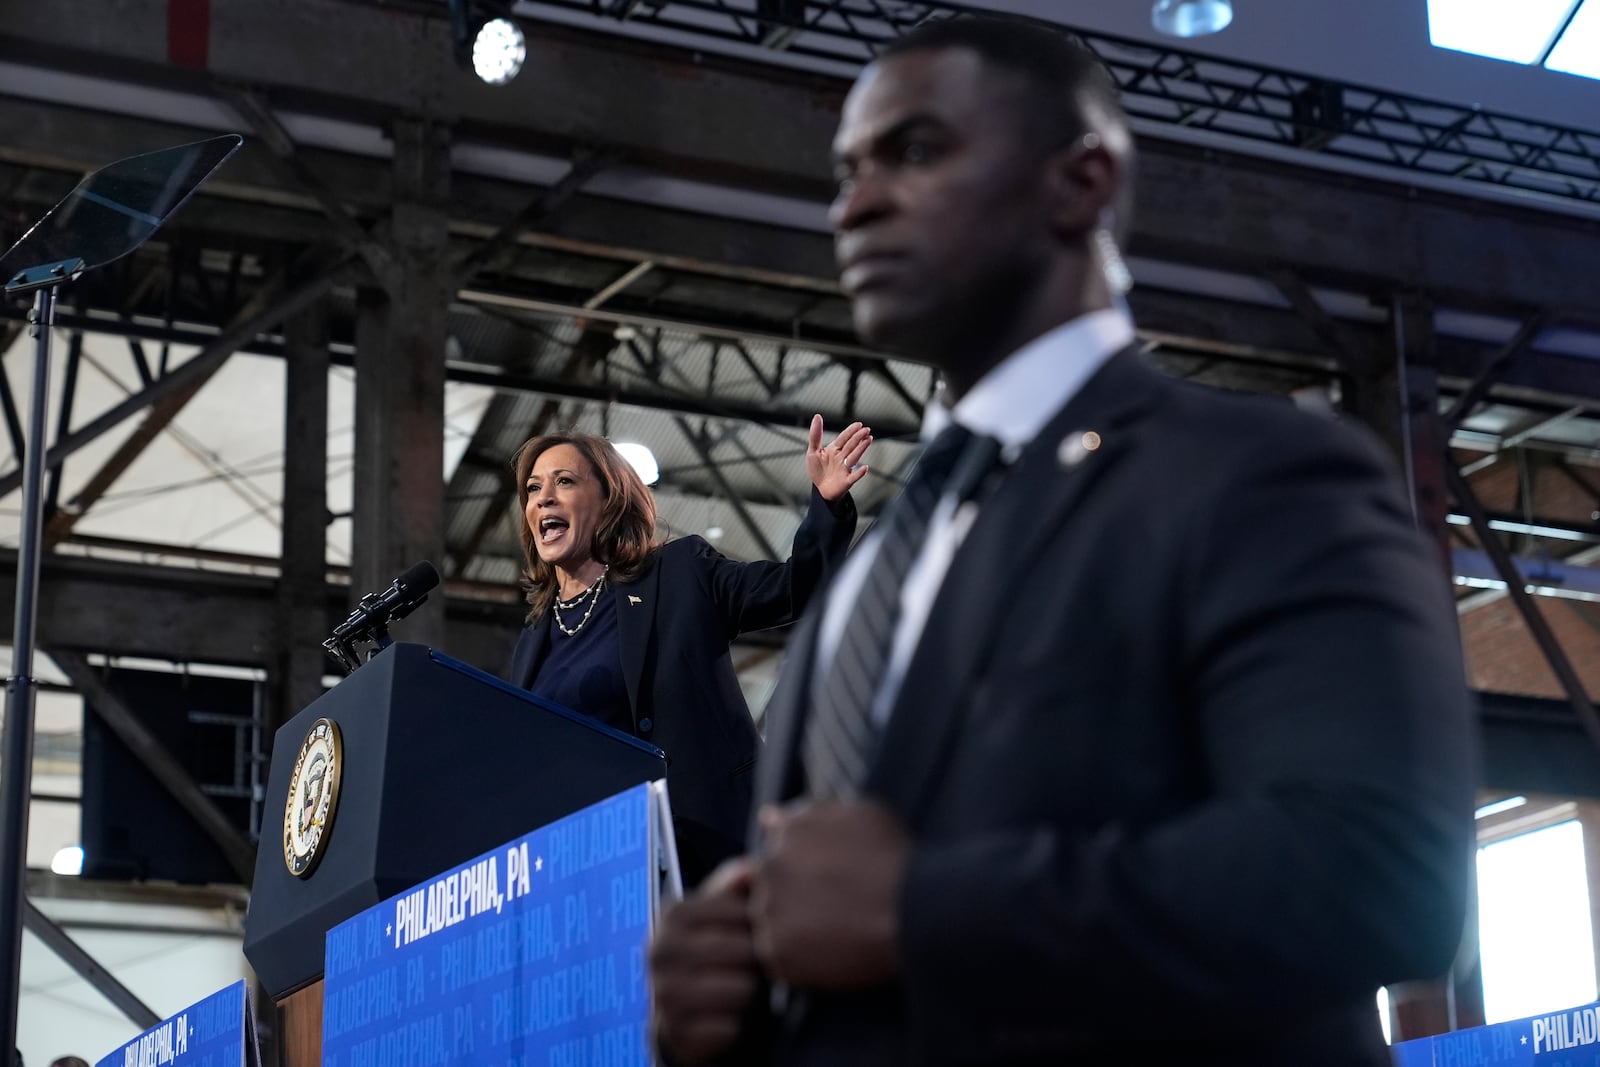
508;487;856;885
751;351;1477;1066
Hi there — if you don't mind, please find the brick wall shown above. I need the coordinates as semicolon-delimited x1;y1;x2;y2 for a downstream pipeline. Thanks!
1452;449;1600;695
1457;451;1600;528
1459;594;1600;698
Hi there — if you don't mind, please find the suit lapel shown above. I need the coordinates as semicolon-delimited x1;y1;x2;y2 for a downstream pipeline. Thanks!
749;601;824;841
612;557;662;727
865;349;1167;819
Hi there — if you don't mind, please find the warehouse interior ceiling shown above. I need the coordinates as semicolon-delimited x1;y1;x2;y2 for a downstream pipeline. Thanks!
984;0;1600;132
0;0;1598;661
0;0;1594;627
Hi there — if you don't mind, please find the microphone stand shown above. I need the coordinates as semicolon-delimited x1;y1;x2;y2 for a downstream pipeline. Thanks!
322;616;398;675
322;591;431;674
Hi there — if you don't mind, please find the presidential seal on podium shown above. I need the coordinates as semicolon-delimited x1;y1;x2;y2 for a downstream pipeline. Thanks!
283;717;343;878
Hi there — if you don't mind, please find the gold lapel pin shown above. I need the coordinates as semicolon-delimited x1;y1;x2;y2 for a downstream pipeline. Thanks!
1057;430;1102;470
628;595;643;605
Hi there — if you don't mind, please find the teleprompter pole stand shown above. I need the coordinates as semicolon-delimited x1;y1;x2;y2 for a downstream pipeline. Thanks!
0;261;80;1055
0;132;242;1056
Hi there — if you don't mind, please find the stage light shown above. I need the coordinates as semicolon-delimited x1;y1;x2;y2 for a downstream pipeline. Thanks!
449;0;525;85
50;846;83;876
472;18;525;85
1152;0;1234;38
615;442;660;486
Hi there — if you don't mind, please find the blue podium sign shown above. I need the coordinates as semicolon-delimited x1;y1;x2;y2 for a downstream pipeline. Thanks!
1393;1000;1600;1065
320;783;661;1067
94;980;248;1067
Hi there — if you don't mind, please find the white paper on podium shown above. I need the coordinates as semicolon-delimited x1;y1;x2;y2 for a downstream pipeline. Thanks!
649;779;684;909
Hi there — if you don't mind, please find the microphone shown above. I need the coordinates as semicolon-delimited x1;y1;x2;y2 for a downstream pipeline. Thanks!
323;560;440;671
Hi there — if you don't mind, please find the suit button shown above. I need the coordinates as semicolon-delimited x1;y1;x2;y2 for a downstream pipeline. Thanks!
639;718;653;733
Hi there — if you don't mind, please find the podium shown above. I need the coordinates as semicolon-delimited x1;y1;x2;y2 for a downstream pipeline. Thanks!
242;642;668;1064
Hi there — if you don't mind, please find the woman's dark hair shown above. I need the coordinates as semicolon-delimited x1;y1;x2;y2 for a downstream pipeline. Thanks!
512;431;657;622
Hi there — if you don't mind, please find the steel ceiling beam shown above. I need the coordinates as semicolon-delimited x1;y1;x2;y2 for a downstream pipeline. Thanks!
1501;405;1588;451
48;648;258;884
525;0;1600;209
1269;270;1370;371
0;354;24;462
215;82;396;281
5;4;1600;314
611;320;793;556
1444;313;1549;430
721;430;809;510
1553;458;1600;508
1477;690;1600;798
675;417;782;560
0;298;925;438
443;360;923;438
0;551;526;672
1446;462;1600;760
0;260;351;503
21;901;161;1029
695;356;841;514
1446;511;1600;546
18;265;1600;460
10;247;1600;449
0;106;842;296
452;148;617;286
583;260;656;310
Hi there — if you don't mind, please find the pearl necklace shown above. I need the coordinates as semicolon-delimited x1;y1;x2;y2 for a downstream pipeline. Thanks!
552;566;608;636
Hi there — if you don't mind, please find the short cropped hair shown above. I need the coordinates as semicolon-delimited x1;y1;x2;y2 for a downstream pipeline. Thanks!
879;15;1125;152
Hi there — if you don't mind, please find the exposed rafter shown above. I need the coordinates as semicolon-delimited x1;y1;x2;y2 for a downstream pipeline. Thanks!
517;0;1600;208
0;258;352;502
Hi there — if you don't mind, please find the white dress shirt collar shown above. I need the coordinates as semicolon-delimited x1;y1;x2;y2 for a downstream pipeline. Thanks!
919;307;1136;452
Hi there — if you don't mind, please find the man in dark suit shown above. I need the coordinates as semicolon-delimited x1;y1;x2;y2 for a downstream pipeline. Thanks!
649;15;1476;1066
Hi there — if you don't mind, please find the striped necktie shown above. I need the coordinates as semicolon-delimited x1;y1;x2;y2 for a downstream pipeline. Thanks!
802;422;1001;800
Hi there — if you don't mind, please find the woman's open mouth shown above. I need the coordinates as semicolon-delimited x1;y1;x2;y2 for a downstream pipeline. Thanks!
539;516;569;544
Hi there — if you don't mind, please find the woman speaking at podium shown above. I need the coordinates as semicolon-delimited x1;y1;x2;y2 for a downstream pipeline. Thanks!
504;419;870;887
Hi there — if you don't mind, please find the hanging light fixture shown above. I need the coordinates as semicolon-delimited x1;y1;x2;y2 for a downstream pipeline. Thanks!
471;17;525;85
449;0;526;85
1152;0;1234;38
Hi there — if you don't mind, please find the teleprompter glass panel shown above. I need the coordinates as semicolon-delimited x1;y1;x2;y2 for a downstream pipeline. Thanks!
0;134;242;286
